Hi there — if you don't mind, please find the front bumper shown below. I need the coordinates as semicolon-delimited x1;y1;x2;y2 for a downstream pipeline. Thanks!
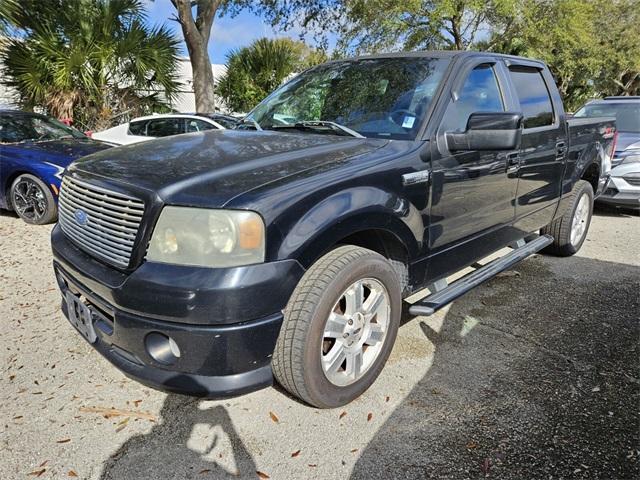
51;225;306;397
596;171;640;210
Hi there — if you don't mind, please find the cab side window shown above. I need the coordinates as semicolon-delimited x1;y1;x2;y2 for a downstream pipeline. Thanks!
441;64;504;133
508;67;554;128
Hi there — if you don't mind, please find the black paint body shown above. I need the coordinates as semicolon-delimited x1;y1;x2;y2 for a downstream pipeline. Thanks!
51;51;615;397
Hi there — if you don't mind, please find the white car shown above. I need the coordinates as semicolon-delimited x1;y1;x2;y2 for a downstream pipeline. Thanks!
91;114;225;145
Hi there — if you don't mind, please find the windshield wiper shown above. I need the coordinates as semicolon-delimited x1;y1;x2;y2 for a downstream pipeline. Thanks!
237;117;263;131
273;121;364;138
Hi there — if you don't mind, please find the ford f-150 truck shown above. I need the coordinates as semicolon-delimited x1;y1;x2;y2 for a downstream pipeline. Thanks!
51;51;616;408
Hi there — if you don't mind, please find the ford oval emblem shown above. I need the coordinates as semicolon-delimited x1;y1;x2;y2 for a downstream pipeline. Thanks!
74;209;89;226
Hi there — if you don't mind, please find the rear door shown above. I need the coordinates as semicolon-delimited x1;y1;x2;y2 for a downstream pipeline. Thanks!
506;64;567;228
429;59;519;250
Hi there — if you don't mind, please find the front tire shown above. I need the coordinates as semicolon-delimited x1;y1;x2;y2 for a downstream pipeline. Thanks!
541;180;593;256
272;246;402;408
10;174;57;225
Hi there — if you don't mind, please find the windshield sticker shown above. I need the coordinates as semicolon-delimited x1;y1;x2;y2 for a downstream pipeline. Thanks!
402;116;416;129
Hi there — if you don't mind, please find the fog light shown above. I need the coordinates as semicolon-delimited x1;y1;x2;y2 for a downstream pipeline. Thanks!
145;332;181;365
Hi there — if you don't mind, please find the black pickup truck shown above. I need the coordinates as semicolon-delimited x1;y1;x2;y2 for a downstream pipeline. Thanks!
51;51;616;408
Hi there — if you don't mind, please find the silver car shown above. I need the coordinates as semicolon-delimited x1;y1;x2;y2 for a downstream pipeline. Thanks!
574;96;640;211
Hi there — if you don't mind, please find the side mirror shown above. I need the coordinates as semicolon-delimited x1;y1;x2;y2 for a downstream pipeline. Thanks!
446;112;523;151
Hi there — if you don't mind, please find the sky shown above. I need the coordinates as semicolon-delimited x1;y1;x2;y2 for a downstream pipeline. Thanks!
145;0;336;65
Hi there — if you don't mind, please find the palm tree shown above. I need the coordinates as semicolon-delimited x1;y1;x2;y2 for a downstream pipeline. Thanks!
217;37;327;113
1;0;181;130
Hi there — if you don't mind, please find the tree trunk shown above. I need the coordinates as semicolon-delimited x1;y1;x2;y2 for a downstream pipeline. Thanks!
172;0;219;113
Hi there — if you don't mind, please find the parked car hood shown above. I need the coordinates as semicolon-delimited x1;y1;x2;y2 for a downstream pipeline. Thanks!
2;138;112;168
69;130;387;206
615;131;640;154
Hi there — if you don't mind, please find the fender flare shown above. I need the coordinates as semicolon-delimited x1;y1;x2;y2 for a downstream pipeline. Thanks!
274;186;423;267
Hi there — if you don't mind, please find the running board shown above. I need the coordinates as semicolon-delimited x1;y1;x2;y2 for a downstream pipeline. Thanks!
408;234;553;317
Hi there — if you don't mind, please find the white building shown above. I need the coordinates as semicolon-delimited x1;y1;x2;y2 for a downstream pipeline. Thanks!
172;57;228;113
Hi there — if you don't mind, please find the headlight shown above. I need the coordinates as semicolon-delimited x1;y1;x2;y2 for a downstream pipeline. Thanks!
620;152;640;165
147;207;265;268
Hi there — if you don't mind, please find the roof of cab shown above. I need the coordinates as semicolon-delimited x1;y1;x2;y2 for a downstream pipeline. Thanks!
328;50;547;68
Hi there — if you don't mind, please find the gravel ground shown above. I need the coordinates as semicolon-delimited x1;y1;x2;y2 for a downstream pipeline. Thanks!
1;207;638;480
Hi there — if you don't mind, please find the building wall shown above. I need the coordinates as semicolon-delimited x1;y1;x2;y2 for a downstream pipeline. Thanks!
172;57;229;113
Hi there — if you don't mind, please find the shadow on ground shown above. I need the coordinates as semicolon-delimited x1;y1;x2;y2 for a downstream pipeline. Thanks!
98;255;639;480
99;396;256;480
351;255;640;479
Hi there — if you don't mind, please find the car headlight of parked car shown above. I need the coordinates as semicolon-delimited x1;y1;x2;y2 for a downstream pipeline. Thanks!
619;151;640;165
147;207;265;267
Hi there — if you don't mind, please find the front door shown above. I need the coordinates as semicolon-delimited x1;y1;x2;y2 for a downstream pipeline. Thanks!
429;62;519;252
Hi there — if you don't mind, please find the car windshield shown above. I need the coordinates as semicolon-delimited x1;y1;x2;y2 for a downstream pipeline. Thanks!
0;113;86;144
246;57;450;140
574;102;640;133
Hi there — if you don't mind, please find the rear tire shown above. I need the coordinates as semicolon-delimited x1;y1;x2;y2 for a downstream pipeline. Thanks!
272;246;402;408
10;174;57;225
541;180;593;256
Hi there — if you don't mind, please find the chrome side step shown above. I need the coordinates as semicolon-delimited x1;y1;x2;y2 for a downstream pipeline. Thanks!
408;234;553;317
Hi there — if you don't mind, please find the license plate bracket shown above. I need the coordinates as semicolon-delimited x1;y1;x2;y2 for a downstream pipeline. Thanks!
66;292;97;344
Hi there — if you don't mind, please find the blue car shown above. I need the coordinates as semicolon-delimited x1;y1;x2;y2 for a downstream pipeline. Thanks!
0;111;113;224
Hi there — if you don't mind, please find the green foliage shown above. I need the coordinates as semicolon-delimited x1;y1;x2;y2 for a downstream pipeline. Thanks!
216;37;327;113
482;0;640;110
1;0;181;130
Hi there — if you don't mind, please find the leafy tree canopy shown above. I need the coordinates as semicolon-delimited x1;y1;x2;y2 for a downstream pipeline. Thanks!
216;37;327;113
1;0;181;130
248;0;639;110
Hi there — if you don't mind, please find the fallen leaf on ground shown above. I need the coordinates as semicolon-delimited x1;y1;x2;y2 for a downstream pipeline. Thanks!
68;470;78;477
133;400;142;407
256;471;270;479
367;413;373;422
385;396;390;402
350;448;358;453
198;469;211;474
308;464;317;467
79;406;156;421
339;411;347;419
38;461;48;467
269;411;279;423
56;438;71;443
291;450;301;458
28;469;46;477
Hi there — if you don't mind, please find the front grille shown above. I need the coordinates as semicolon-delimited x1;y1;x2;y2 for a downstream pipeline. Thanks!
58;176;145;268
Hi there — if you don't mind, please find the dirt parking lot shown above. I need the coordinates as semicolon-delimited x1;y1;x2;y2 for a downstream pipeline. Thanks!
1;208;638;480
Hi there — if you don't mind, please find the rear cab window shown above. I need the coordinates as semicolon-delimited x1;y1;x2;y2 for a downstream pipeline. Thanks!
508;67;555;128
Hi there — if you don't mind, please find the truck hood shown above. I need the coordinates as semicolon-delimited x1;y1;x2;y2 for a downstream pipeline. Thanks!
69;130;387;206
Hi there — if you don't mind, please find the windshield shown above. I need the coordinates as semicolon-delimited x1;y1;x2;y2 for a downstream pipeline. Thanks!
0;113;86;144
247;57;450;140
574;102;640;133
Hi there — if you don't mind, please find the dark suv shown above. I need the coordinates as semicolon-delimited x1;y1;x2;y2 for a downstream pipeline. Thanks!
51;51;615;407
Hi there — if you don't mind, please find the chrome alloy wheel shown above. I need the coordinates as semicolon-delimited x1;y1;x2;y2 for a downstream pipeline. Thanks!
12;178;47;222
570;193;590;247
320;278;390;387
